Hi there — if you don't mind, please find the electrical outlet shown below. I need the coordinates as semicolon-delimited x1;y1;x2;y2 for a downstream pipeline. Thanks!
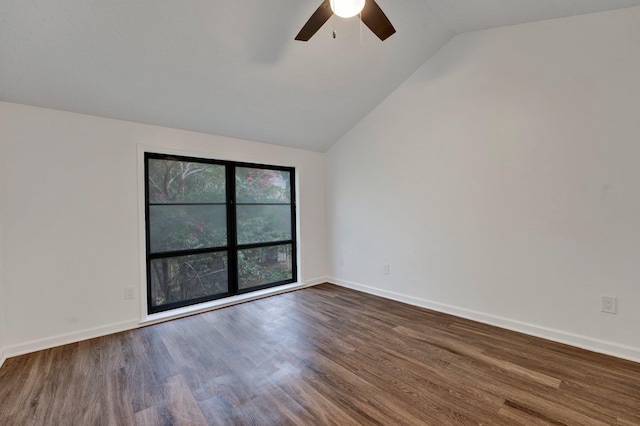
383;264;389;275
601;296;617;314
125;287;135;300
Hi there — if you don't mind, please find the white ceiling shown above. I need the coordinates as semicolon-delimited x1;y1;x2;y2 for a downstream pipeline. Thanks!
2;0;639;152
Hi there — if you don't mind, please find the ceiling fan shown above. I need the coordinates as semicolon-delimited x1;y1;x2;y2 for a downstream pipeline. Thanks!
295;0;396;42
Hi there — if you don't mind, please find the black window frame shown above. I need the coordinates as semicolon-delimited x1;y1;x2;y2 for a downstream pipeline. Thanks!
144;152;297;314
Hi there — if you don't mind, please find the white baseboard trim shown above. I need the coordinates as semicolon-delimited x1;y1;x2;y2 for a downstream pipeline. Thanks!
329;277;640;364
303;276;329;286
3;319;141;362
0;278;328;366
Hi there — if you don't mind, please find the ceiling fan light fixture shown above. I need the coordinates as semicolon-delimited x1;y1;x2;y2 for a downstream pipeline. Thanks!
295;0;395;42
330;0;366;18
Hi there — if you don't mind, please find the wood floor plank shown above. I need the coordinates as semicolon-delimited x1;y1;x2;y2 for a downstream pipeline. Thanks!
618;413;640;426
270;363;362;425
393;324;563;388
1;283;639;425
100;367;137;425
196;394;238;426
498;400;567;425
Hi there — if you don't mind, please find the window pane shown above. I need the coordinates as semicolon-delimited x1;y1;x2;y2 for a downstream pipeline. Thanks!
149;205;226;253
145;154;297;314
236;205;292;245
148;159;226;203
238;244;293;289
149;252;228;308
236;168;291;203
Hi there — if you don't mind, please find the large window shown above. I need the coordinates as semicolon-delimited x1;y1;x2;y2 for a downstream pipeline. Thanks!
145;153;296;313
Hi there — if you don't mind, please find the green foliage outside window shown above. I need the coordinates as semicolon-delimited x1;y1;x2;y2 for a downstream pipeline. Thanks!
147;158;294;309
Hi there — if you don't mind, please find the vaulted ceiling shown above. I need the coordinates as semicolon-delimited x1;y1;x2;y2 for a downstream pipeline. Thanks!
2;0;639;152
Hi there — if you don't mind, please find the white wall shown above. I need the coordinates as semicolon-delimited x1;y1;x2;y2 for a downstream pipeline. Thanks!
0;102;326;360
0;151;6;366
2;8;640;368
327;7;640;361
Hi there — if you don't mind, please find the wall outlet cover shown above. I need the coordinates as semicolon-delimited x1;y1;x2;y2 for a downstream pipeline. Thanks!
125;287;135;300
601;296;617;314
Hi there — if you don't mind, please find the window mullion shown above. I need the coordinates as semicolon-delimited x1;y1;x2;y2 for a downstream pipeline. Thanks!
226;165;239;295
145;153;296;314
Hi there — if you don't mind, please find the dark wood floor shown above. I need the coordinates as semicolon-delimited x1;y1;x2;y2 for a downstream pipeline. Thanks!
1;284;639;425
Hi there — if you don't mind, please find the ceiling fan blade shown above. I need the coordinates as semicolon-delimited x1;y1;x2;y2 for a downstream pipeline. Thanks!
360;0;396;41
295;0;333;41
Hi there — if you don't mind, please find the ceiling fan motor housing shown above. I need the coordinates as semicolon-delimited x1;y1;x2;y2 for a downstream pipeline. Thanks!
330;0;366;18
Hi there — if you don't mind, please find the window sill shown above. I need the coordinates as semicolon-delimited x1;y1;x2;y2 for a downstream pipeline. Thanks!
140;282;309;326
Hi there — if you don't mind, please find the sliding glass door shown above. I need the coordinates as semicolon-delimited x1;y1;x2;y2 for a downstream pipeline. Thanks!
145;153;296;314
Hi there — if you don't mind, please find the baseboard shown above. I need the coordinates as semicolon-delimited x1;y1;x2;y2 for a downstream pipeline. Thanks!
0;278;327;365
3;319;140;362
329;277;640;364
303;276;329;287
